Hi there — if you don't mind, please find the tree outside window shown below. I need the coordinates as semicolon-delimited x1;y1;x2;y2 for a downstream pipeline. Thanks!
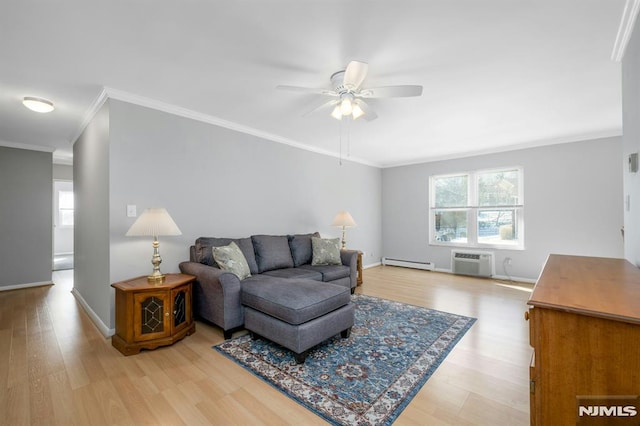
430;168;523;249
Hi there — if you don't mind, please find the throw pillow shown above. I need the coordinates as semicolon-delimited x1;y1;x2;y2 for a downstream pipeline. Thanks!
311;237;342;266
251;235;295;273
212;242;252;280
288;232;320;266
195;237;259;274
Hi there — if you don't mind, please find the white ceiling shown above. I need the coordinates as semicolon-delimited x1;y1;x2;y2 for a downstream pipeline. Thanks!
0;0;629;167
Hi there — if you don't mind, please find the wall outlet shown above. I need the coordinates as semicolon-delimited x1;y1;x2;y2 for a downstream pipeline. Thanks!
127;204;137;217
505;257;513;266
629;152;638;173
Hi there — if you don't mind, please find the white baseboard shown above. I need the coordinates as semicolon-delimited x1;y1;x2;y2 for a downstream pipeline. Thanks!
363;261;382;269
382;258;435;271
491;274;537;284
0;281;53;291
71;287;115;337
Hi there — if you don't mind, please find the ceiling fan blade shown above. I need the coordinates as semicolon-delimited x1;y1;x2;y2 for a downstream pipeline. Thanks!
302;98;338;117
354;99;378;121
343;61;368;90
359;85;423;98
276;85;337;96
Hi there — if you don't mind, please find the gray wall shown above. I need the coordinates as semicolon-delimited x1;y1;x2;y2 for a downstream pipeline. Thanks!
73;102;111;328
53;164;73;180
108;100;382;284
0;147;53;287
74;99;382;331
623;22;640;267
382;137;623;281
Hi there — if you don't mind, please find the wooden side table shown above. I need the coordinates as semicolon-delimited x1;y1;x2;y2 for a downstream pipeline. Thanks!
357;251;363;286
111;273;196;355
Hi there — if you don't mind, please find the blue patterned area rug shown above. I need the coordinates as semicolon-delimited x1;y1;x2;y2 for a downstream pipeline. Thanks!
214;294;476;425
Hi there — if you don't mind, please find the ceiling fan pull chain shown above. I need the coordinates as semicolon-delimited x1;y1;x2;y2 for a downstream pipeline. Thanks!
339;119;343;166
347;116;351;158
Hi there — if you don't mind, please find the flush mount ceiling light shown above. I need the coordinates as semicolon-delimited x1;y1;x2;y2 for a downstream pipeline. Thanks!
23;96;55;113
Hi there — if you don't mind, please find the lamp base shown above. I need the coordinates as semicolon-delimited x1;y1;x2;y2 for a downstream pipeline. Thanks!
148;237;165;284
147;273;166;284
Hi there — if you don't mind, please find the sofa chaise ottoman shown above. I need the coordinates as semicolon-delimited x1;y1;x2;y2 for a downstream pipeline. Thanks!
179;232;359;338
242;278;354;363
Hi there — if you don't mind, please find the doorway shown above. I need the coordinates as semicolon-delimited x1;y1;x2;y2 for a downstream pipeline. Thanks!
53;180;74;270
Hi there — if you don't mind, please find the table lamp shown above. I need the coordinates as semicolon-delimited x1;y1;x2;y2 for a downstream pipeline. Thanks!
126;207;182;283
331;211;357;249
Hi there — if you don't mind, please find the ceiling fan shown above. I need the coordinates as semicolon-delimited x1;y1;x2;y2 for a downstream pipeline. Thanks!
277;61;423;121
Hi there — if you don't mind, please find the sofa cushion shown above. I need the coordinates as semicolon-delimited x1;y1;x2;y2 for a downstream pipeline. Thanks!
212;242;252;280
262;268;322;281
252;235;294;273
241;274;281;285
299;264;351;282
288;232;320;267
311;237;342;265
195;237;259;275
241;279;350;325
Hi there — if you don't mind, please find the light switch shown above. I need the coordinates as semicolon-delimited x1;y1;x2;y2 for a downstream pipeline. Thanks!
127;204;137;217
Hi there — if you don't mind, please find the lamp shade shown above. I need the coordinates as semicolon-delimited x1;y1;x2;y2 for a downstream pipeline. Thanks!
331;211;357;228
125;208;182;237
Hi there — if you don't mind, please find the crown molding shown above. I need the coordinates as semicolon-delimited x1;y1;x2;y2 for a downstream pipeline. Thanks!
69;87;109;144
52;153;73;166
0;140;73;165
612;0;640;62
104;87;379;168
0;140;55;153
380;128;623;168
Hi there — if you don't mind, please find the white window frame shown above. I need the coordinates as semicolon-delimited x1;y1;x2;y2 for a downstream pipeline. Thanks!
429;167;524;250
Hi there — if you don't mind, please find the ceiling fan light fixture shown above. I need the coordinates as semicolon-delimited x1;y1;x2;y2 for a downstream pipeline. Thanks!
331;105;343;120
278;60;422;123
340;98;353;116
351;103;364;120
23;96;55;113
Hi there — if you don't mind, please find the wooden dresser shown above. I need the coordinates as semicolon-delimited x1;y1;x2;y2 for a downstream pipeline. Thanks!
527;254;640;425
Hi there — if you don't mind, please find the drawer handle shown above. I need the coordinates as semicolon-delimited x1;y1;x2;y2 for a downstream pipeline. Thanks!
165;312;170;317
524;311;529;321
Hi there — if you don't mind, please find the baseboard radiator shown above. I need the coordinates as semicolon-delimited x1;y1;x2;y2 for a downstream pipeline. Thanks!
451;250;494;278
382;257;435;271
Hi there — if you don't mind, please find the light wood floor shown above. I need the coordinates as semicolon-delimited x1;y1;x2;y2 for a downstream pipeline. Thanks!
0;266;533;425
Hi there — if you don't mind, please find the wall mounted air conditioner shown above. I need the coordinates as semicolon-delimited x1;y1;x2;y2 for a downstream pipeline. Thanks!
451;250;494;278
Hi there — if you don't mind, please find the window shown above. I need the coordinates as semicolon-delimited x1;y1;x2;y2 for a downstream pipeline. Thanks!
58;190;74;227
430;167;523;249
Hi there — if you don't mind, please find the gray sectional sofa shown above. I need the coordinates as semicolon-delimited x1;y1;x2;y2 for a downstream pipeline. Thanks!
179;233;359;339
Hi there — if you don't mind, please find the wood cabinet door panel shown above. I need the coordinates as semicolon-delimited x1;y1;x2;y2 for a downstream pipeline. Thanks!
171;284;192;334
133;291;171;341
